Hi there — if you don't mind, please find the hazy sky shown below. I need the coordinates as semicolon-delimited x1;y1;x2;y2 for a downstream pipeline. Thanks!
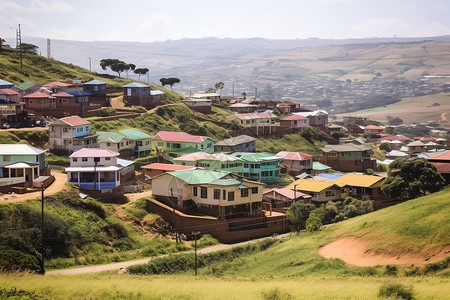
1;0;449;42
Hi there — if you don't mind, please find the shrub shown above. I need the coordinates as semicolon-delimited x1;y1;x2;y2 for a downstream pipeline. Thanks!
0;249;40;272
0;288;40;299
384;264;398;276
192;234;219;249
261;288;292;300
378;282;414;300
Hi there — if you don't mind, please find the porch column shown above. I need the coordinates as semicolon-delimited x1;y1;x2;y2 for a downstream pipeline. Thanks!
77;173;80;185
97;171;101;189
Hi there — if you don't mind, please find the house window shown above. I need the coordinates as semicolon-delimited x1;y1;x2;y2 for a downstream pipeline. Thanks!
105;157;111;161
107;143;111;147
251;187;258;194
63;127;68;132
29;100;33;104
341;188;346;193
85;126;89;131
201;187;207;198
193;187;198;197
241;189;249;197
72;158;77;162
228;191;235;201
328;152;337;157
94;157;100;162
326;191;335;197
158;142;163;147
82;157;88;162
214;189;220;200
223;190;226;200
3;155;11;162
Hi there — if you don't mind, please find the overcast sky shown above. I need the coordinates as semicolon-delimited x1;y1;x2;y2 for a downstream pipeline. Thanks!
1;0;449;42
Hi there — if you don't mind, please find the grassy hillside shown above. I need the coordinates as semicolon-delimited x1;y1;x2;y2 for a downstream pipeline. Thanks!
0;51;183;103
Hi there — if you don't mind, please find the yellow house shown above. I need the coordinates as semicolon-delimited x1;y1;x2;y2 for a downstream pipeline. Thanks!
286;179;348;203
332;173;384;199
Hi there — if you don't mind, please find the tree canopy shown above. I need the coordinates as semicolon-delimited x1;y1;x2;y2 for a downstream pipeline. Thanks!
381;158;446;199
100;59;131;78
286;202;316;231
134;68;149;81
20;43;39;54
159;77;180;91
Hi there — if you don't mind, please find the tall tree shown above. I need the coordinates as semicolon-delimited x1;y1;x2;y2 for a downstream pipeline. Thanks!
124;64;136;79
134;68;149;81
100;58;128;78
160;77;180;91
214;81;224;93
381;158;445;200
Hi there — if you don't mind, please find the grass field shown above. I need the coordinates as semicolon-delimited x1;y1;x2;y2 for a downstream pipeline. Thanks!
336;92;450;124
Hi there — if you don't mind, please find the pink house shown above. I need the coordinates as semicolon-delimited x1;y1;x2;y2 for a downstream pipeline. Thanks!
280;115;309;130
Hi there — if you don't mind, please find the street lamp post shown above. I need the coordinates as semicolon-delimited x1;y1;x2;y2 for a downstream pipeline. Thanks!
39;183;45;275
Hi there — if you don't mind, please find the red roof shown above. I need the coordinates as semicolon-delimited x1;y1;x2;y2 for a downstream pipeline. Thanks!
276;151;312;160
365;125;383;130
23;91;51;98
141;163;196;171
0;89;19;95
52;92;74;98
431;162;450;173
428;150;450;161
153;131;213;143
263;188;311;199
281;115;308;121
43;81;71;87
70;148;119;158
60;116;90;126
422;137;437;141
380;135;411;141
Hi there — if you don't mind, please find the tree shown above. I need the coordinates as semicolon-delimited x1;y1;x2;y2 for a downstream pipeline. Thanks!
159;77;180;91
214;81;224;93
241;92;247;99
20;43;38;54
124;63;136;79
100;59;128;78
286;202;316;231
381;158;446;200
379;142;390;152
134;68;149;81
306;210;323;232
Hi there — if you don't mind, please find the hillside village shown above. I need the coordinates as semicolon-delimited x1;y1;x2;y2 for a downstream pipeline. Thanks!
1;67;449;245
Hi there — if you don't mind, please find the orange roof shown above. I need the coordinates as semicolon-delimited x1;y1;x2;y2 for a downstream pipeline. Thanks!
23;91;51;98
428;150;450;161
0;89;19;95
60;115;90;126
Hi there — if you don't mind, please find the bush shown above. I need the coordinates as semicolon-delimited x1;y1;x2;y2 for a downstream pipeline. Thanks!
378;282;414;300
192;234;219;249
384;264;398;276
0;249;40;272
305;210;323;232
0;288;40;299
261;288;292;300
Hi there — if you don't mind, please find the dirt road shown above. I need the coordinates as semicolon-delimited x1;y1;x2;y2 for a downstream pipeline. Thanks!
45;233;291;275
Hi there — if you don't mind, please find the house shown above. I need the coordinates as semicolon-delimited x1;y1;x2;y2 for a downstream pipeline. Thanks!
279;115;309;131
0;99;25;125
23;92;53;118
332;174;384;200
118;129;152;158
43;81;72;93
407;140;427;153
151;90;165;105
0;79;14;89
66;148;133;200
328;124;347;135
83;79;109;106
311;161;331;175
0;89;20;103
52;90;92;117
173;151;244;175
141;163;197;179
12;82;41;100
286;179;348;203
192;92;220;102
49;116;98;154
319;144;377;172
385;150;409;159
228;103;258;114
214;135;256;153
228;112;278;136
262;188;312;210
96;131;133;159
293;110;328;132
364;125;384;135
151;169;264;219
0;144;46;171
122;82;153;109
242;99;280;109
276;101;306;114
0;162;41;189
427;150;450;183
183;98;212;113
347;124;365;136
276;151;313;176
152;131;215;159
231;152;282;182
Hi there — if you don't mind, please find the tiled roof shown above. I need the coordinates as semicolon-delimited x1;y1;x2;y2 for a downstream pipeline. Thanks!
232;112;277;120
263;187;311;199
276;151;312;160
0;144;45;155
232;152;282;162
43;81;71;87
0;89;19;95
60;116;91;126
173;151;244;162
122;82;149;88
215;135;256;146
118;129;152;140
281;115;308;121
153;131;213;143
332;174;384;188
52;92;74;97
83;79;108;85
23;91;51;98
142;163;196;171
70;148;119;158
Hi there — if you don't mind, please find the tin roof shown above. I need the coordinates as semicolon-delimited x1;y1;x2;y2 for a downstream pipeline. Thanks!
60;115;91;126
263;187;311;199
173;151;244;163
23;91;51;98
65;90;92;96
0;79;14;86
52;92;74;98
0;144;45;155
83;79;108;85
276;151;312;161
70;148;119;158
118;129;152;140
286;179;342;192
0;89;19;95
97;131;127;143
232;112;277;120
232;152;282;162
16;82;38;91
153;131;213;143
142;163;197;171
122;82;149;88
332;173;384;188
168;169;231;185
215;135;256;146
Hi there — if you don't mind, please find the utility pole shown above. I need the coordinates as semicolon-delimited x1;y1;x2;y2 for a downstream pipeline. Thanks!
170;188;178;243
147;70;149;84
192;231;200;276
89;57;91;72
232;84;235;99
39;183;45;275
47;38;51;59
16;24;23;72
255;87;257;99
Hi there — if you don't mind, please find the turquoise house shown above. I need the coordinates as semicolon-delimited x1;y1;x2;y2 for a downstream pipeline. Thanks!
118;129;152;158
0;144;46;171
231;152;282;182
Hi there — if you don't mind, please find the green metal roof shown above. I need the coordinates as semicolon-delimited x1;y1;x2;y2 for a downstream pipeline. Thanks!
16;82;37;91
232;152;282;162
97;131;126;143
211;178;242;186
118;129;152;140
169;169;231;185
171;146;202;153
312;162;331;171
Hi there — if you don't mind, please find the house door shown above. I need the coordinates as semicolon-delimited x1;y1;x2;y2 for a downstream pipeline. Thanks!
51;99;56;108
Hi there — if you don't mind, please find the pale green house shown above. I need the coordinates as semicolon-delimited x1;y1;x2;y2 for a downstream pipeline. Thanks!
0;144;46;170
152;131;215;159
118;129;152;158
231;152;283;182
173;151;244;175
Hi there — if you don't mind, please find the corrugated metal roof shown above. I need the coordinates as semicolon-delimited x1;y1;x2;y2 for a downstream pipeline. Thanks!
169;169;230;184
65;90;92;96
83;79;108;85
118;129;152;140
215;135;256;146
43;81;71;87
286;179;338;192
232;152;282;162
70;148;119;158
332;174;384;188
16;82;38;91
0;144;45;155
23;91;51;98
122;82;149;88
60;116;91;127
97;131;127;143
0;89;19;95
312;162;331;171
0;79;14;86
117;158;134;167
153;131;213;143
293;110;328;117
151;90;165;95
173;151;244;163
276;151;312;160
281;115;308;121
232;112;277;120
52;92;74;98
142;163;196;171
263;187;311;199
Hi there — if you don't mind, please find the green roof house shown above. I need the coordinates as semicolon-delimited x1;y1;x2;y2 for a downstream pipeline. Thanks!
173;151;245;175
231;152;283;182
118;129;152;158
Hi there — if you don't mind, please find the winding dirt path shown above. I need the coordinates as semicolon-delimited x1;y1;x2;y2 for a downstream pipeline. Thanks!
441;112;447;122
318;236;449;266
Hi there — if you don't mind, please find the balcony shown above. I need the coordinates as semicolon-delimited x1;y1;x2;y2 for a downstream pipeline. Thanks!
70;180;117;190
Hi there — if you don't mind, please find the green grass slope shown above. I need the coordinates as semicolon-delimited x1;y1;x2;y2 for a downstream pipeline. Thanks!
0;51;182;103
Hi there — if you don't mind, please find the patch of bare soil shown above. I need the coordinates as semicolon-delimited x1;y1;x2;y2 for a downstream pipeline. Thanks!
318;236;449;266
